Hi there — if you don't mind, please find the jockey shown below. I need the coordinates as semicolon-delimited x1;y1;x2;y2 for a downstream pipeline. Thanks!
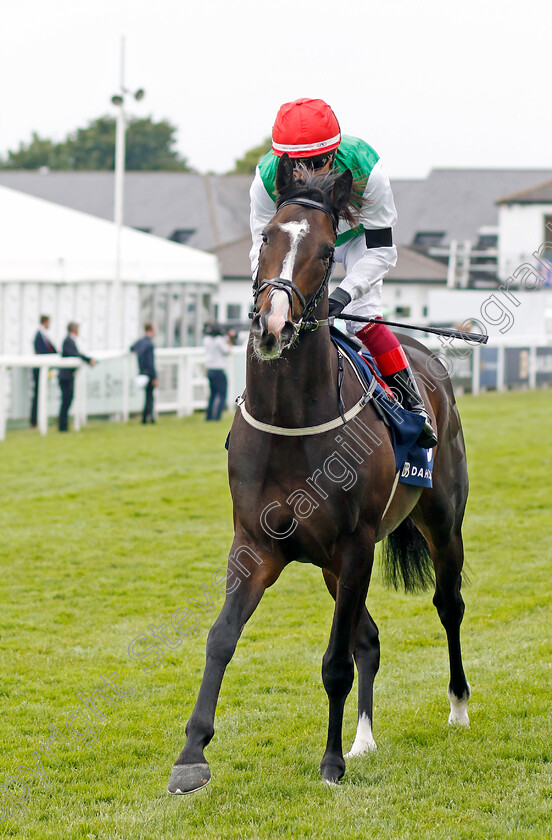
249;97;437;448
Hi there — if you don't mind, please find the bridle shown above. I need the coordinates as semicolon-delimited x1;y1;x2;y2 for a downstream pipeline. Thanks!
241;195;379;436
251;198;338;348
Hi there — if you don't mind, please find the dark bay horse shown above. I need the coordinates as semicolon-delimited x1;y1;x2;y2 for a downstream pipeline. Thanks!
168;154;470;793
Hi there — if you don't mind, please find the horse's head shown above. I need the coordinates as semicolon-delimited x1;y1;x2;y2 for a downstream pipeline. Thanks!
251;154;354;361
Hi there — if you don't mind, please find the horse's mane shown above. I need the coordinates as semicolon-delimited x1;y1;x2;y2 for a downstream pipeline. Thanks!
276;163;364;227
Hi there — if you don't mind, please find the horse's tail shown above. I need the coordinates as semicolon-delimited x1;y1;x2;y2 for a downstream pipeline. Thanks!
381;516;434;593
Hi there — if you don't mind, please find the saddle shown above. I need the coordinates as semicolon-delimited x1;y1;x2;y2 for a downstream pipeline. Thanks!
330;328;434;488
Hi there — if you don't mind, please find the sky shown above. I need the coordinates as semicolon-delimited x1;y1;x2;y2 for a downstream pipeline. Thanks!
1;0;551;178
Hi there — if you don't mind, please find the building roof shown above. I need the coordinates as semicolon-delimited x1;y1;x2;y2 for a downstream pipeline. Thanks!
392;168;552;246
496;178;552;205
389;246;448;282
211;234;252;278
1;167;552;256
0;171;253;252
212;235;447;283
0;185;220;284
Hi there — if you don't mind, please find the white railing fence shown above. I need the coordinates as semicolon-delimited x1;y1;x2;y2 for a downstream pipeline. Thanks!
1;337;551;440
0;346;247;440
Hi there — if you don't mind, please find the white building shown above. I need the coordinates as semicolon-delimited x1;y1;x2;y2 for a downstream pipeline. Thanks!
497;179;552;286
3;167;552;339
0;185;220;355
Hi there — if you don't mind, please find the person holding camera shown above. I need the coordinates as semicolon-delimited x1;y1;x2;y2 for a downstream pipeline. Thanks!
202;322;232;421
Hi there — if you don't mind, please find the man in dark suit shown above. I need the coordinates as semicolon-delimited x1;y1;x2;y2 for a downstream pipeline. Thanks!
30;315;57;427
58;322;96;432
130;322;157;424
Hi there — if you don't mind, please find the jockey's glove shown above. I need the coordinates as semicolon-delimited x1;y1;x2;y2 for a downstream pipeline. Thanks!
328;288;352;318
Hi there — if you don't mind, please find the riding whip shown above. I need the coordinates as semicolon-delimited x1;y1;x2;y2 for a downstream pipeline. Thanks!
334;314;489;344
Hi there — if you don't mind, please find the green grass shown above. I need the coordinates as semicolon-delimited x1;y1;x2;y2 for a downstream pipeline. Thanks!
0;391;551;839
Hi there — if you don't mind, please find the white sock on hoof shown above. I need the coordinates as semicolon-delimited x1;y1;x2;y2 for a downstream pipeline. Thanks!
447;684;471;726
345;712;377;757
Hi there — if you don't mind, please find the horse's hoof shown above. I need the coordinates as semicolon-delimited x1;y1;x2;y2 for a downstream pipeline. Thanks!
448;707;470;726
447;684;471;726
320;763;345;785
168;762;211;795
345;740;377;758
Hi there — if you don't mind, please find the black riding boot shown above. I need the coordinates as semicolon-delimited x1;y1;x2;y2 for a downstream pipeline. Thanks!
383;366;438;448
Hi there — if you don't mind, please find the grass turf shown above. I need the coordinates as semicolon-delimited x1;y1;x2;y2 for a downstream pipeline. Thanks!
0;390;551;839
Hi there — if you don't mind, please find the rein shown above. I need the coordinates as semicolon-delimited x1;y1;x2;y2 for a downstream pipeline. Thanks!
251;197;337;343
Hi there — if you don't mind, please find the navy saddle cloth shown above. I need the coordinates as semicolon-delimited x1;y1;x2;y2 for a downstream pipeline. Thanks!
330;328;433;488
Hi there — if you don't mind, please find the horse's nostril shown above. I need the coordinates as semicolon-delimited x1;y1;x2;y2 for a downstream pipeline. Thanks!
250;314;263;337
280;321;295;343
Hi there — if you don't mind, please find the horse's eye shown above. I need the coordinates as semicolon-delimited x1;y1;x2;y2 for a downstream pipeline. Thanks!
261;232;268;244
322;246;335;262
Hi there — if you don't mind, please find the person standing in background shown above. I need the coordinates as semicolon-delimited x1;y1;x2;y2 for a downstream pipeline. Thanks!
30;315;57;427
202;323;231;421
131;323;158;424
58;322;95;432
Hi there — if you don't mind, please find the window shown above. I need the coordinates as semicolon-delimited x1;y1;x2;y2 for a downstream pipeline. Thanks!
412;231;445;248
169;229;196;245
395;306;411;318
475;233;498;250
226;303;241;322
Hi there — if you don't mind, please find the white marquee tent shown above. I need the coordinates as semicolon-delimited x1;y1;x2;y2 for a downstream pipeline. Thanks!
0;185;220;354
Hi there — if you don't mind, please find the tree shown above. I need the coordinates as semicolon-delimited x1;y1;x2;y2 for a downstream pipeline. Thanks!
229;137;272;174
0;116;193;171
0;133;72;170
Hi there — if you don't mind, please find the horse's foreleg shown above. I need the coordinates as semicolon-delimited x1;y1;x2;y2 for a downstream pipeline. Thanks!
346;607;379;755
320;529;375;784
430;531;470;725
168;542;281;794
322;569;380;757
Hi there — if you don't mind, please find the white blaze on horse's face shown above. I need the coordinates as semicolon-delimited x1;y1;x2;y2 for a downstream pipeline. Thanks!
279;219;309;281
266;219;309;336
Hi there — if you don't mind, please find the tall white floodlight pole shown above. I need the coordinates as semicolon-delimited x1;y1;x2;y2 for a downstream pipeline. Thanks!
112;37;126;349
110;37;144;348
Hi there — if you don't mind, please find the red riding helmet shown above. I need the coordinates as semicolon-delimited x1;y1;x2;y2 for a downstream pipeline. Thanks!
272;98;341;159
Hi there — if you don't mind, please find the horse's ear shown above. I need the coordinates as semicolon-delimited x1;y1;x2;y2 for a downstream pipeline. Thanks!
276;153;295;198
331;169;353;215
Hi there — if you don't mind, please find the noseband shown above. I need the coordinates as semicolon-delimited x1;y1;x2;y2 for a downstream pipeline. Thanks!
251;198;337;345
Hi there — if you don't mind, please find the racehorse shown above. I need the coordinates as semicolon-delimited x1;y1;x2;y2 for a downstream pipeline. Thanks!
168;153;470;794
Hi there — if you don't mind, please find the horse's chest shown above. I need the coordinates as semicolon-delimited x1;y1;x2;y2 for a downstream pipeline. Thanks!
230;441;365;545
